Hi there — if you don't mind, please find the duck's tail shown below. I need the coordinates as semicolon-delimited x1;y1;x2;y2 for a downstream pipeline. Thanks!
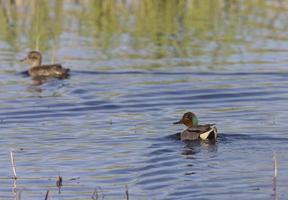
59;68;70;79
200;125;217;140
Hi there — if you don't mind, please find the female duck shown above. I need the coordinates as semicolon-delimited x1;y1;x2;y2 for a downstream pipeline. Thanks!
174;112;217;141
20;51;70;78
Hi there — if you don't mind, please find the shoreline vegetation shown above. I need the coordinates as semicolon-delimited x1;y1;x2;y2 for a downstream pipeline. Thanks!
6;149;130;199
0;0;286;58
0;149;278;199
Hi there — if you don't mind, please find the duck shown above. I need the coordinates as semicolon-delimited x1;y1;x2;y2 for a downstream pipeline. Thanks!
20;51;70;79
173;112;217;141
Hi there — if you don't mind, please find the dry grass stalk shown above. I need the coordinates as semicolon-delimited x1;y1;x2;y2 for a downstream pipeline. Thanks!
91;187;104;200
124;185;129;200
272;153;277;196
273;153;277;178
15;189;23;200
91;188;99;200
56;176;63;194
10;151;17;179
44;189;50;200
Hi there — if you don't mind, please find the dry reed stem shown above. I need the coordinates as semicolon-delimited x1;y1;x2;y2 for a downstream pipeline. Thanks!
15;189;22;200
44;189;50;200
124;185;129;200
272;153;277;196
92;187;104;200
56;176;63;194
91;188;99;200
10;151;17;179
273;153;277;178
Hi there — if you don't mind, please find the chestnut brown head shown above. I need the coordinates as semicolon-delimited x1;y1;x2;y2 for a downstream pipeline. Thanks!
173;112;199;127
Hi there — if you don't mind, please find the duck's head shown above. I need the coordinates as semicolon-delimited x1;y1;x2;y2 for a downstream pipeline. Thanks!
20;51;42;67
173;112;199;127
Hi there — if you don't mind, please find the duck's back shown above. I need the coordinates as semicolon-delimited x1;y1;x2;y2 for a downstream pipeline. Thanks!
29;64;70;78
181;124;217;141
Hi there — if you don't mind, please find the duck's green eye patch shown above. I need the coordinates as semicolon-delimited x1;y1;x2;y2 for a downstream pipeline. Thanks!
192;116;198;126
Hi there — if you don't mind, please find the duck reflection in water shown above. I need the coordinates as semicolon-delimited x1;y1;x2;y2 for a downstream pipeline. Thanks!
167;131;217;156
181;139;217;156
20;51;70;85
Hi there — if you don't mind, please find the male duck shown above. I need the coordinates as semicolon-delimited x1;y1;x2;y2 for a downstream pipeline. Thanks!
174;112;217;141
20;51;70;78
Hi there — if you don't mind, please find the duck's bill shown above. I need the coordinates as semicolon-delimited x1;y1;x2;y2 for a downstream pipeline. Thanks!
173;120;182;124
19;57;27;62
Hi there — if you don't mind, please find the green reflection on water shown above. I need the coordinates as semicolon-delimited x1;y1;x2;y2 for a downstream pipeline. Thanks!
0;0;63;52
0;0;287;59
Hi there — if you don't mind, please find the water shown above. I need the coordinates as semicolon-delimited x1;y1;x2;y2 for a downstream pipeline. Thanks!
1;0;288;199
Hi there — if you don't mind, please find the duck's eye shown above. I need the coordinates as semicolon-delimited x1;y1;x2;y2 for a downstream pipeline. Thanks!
184;117;190;121
30;56;37;60
185;115;192;119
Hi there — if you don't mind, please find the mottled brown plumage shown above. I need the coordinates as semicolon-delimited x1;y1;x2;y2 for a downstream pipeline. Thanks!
20;51;70;79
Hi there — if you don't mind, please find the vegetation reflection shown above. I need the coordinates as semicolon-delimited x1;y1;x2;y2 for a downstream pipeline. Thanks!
0;0;287;60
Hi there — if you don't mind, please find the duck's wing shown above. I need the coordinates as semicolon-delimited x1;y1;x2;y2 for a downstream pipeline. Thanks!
30;64;70;78
45;64;70;78
41;64;63;68
181;124;218;141
181;128;202;141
